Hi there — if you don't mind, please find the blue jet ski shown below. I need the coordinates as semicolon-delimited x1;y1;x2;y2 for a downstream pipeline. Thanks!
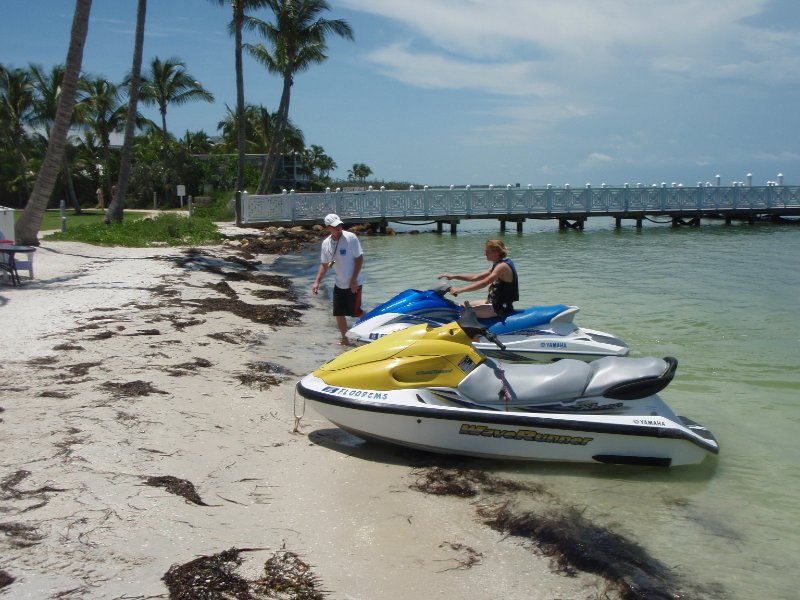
347;283;629;362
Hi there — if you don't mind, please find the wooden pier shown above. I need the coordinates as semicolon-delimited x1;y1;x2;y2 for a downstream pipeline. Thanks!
236;185;800;232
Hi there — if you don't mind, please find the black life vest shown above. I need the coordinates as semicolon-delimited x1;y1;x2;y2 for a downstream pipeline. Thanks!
488;258;519;316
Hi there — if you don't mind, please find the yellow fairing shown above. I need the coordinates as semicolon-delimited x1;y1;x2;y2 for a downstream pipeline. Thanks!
314;322;484;390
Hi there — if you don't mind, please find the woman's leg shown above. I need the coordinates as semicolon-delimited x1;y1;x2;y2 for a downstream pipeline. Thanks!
468;302;497;319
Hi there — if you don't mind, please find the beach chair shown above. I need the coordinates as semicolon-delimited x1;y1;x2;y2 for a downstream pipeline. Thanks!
14;248;34;279
0;229;11;283
0;226;34;281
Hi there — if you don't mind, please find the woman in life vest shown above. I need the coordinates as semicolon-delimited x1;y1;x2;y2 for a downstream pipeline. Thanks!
439;239;519;318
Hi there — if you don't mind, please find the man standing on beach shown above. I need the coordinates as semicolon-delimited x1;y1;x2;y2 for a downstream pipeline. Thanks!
312;213;365;345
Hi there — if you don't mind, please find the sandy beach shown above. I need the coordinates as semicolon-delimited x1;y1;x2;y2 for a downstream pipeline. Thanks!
0;232;627;599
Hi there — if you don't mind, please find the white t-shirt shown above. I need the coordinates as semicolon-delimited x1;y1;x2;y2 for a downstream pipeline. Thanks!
320;230;363;289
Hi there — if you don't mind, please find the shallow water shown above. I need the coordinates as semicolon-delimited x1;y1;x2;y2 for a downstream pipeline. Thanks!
277;217;800;599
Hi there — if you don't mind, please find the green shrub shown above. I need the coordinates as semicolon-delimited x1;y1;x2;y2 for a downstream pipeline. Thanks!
45;213;222;247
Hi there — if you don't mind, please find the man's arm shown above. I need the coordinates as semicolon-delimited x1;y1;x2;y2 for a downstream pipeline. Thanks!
349;254;363;292
312;262;329;295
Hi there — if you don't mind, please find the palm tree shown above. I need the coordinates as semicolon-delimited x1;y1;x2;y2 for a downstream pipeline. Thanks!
137;56;214;197
106;0;146;224
216;103;243;152
348;163;371;183
16;0;92;246
209;0;270;193
28;63;84;212
0;64;35;203
245;0;353;194
28;65;65;137
307;143;335;182
77;76;127;201
247;104;277;154
217;102;305;157
72;131;104;184
317;154;336;181
180;130;214;154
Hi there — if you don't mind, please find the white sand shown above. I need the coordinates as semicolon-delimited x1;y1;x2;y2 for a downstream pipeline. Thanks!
0;239;610;599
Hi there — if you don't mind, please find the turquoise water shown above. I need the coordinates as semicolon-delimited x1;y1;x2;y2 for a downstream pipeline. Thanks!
287;217;800;599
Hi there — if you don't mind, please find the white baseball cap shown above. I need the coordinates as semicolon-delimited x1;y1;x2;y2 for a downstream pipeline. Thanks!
324;213;343;227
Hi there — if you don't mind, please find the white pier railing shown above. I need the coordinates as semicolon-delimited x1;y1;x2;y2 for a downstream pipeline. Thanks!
237;184;800;228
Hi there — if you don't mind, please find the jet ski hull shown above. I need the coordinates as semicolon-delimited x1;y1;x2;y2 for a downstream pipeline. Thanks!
296;374;719;467
350;314;629;362
348;295;629;362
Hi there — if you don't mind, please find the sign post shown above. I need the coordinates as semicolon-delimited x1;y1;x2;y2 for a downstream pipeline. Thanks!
177;184;186;208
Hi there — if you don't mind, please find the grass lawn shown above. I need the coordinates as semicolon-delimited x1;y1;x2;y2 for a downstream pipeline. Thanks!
14;208;152;232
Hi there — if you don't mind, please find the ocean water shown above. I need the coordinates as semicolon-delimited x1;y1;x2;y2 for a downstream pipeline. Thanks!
282;217;800;599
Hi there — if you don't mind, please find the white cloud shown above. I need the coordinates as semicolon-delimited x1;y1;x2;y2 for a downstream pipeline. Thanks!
366;43;560;96
458;100;595;146
332;0;800;182
579;152;614;170
342;0;795;86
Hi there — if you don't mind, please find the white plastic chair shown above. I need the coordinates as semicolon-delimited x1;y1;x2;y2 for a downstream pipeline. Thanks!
0;227;34;281
14;249;34;279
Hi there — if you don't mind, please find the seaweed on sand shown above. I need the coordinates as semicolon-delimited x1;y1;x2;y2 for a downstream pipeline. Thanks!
437;541;483;571
235;228;324;256
479;503;694;600
256;549;327;599
156;248;307;327
38;390;74;398
61;361;103;378
87;330;115;340
411;466;712;600
52;343;85;351
237;361;294;390
101;380;169;398
0;470;66;511
410;466;548;498
175;249;259;275
143;475;209;506
189;297;303;326
207;328;255;345
0;569;15;590
163;548;250;599
0;522;45;548
162;547;328;600
166;357;213;376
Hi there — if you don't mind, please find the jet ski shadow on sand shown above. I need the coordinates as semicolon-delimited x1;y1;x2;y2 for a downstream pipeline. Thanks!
297;305;719;467
347;281;629;363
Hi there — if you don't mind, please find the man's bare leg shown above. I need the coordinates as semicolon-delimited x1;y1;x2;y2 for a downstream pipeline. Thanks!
336;315;351;345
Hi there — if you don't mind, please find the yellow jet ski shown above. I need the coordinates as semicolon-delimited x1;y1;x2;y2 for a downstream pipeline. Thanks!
296;308;719;467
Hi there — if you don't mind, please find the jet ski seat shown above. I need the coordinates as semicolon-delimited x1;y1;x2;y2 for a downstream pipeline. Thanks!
458;358;591;407
584;356;677;400
458;356;676;407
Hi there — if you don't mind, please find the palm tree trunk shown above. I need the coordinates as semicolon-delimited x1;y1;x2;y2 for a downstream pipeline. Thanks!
13;129;30;205
62;153;83;214
101;133;114;201
106;0;146;224
160;107;170;204
15;0;92;246
256;71;292;194
234;2;246;193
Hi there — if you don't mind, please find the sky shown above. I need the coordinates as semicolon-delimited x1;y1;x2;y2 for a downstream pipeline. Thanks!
2;0;799;187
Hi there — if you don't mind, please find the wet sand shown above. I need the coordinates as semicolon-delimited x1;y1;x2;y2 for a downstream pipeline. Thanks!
0;234;624;599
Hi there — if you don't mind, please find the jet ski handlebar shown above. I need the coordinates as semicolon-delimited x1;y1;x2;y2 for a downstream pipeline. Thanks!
457;303;506;350
433;279;452;297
